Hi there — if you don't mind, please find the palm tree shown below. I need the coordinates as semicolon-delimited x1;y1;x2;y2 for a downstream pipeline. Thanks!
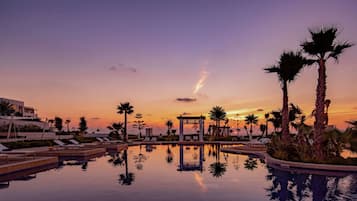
244;114;258;141
209;106;226;136
301;27;353;160
264;113;270;136
289;103;303;131
259;124;267;137
165;120;173;135
65;119;71;133
0;101;14;116
265;51;307;142
117;102;134;142
79;117;88;134
269;111;282;134
107;122;124;139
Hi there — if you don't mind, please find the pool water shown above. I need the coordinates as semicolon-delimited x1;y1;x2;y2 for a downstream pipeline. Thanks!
0;144;356;201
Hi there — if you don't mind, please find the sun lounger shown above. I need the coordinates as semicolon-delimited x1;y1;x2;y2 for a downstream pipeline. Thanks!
151;137;157;141
69;139;80;145
103;137;111;142
96;137;104;142
54;139;83;147
0;143;10;151
53;139;66;146
144;137;150;141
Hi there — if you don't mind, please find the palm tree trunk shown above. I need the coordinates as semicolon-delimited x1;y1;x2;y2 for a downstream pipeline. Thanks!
249;124;252;141
282;81;289;142
314;59;326;160
124;112;128;142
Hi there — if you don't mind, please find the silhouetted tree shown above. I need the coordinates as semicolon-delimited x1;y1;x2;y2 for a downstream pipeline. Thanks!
108;122;124;139
245;114;258;140
264;113;270;136
209;106;226;136
165;120;173;135
265;51;307;142
301;27;353;160
54;117;63;132
79;117;88;133
117;102;134;142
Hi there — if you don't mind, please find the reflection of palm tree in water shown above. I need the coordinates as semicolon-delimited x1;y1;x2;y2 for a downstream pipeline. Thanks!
209;144;227;178
244;156;258;171
265;167;356;201
118;150;135;185
265;167;296;201
166;145;173;164
108;152;125;167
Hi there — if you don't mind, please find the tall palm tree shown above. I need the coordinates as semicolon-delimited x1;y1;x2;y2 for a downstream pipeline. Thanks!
301;27;353;160
264;113;270;136
324;99;331;126
209;106;226;136
165;120;173;135
117;102;134;142
244;114;258;141
265;51;307;142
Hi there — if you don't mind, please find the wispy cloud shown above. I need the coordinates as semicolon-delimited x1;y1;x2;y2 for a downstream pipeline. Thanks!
108;63;137;73
91;117;101;120
193;68;209;94
176;97;197;102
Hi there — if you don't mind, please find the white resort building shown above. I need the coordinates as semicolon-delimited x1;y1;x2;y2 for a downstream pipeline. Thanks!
0;97;37;118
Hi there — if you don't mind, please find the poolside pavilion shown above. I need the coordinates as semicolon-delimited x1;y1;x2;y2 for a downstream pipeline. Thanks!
177;115;205;142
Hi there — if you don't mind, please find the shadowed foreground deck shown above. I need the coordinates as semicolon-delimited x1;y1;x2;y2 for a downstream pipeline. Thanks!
0;156;58;176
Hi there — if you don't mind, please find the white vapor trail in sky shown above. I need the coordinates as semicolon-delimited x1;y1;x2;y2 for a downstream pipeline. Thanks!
193;68;209;94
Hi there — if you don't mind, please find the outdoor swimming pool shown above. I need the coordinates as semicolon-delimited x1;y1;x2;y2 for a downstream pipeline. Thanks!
1;144;356;201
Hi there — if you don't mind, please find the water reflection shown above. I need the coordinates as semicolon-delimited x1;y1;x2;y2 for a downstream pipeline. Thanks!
118;150;135;186
133;145;147;170
178;145;204;172
0;145;356;201
266;166;357;201
244;156;258;171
